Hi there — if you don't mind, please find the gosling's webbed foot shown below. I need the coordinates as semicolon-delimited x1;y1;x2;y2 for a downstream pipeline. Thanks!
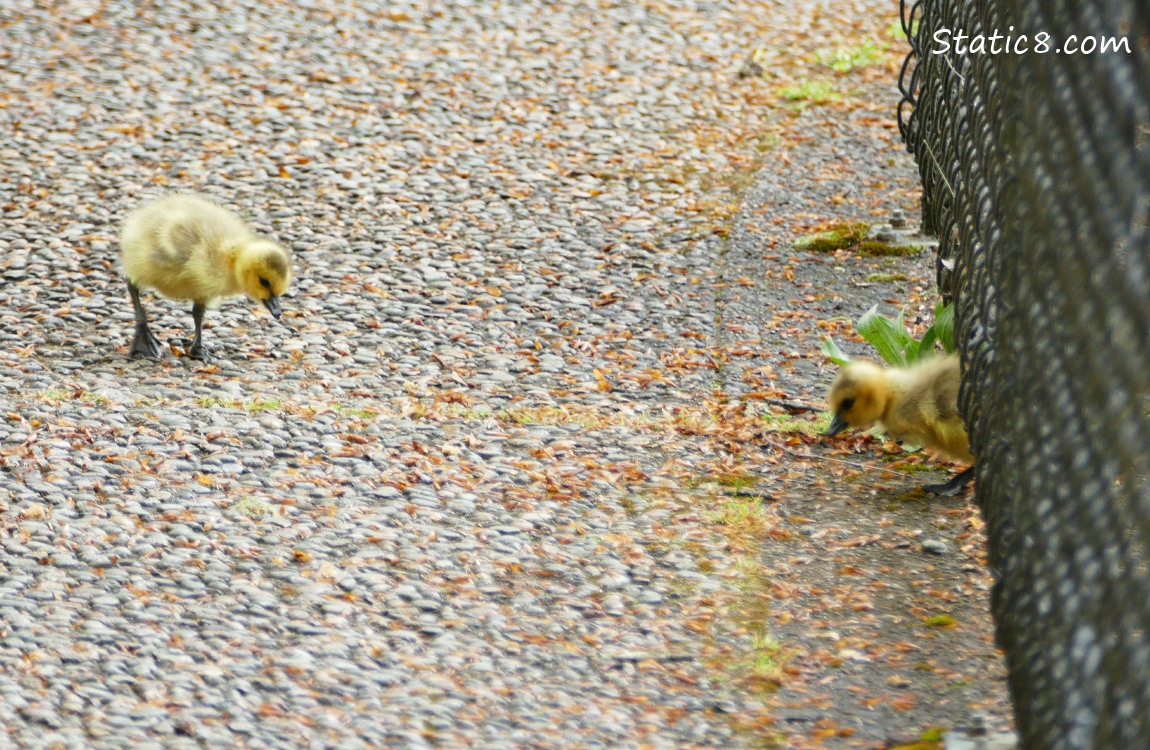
187;301;212;361
127;282;163;359
923;466;975;496
129;323;164;359
166;335;213;361
188;342;213;362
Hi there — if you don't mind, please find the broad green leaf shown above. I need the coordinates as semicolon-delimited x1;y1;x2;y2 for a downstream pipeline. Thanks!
857;305;912;366
913;326;938;362
904;335;920;362
933;302;955;353
819;337;851;366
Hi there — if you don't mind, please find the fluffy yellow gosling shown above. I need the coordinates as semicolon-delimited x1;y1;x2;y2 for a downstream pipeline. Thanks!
120;193;292;360
825;355;973;495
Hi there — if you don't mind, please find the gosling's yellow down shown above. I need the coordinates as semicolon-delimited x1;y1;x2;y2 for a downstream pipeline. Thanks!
120;193;292;360
825;355;974;494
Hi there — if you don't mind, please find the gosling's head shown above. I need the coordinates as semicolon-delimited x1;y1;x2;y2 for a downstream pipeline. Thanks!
235;240;292;319
825;360;890;437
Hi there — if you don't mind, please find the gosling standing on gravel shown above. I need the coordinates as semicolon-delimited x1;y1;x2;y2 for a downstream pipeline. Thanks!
120;193;292;360
824;355;973;495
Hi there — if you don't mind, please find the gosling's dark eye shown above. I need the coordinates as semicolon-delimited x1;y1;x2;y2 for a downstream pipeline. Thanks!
259;277;271;289
840;397;855;412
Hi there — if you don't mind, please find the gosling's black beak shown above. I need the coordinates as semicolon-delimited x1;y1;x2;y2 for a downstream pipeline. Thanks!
263;294;282;319
825;414;849;437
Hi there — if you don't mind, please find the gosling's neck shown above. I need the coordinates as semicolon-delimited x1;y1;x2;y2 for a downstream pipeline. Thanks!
877;367;914;419
219;237;256;290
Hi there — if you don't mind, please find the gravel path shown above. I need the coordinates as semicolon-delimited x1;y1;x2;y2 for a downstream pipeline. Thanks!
0;1;1007;748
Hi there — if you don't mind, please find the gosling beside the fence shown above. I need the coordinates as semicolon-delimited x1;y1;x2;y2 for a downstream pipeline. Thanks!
825;355;973;495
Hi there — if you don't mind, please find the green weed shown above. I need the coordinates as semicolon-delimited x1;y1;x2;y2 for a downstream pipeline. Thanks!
231;496;273;518
778;79;840;104
817;40;885;73
821;301;955;367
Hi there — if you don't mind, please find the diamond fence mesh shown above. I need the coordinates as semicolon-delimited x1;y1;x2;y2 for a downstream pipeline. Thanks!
897;0;1150;746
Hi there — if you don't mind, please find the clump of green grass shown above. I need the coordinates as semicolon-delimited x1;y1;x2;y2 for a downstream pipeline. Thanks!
778;79;840;104
726;623;791;694
37;389;70;404
923;614;957;629
501;405;567;425
889;18;920;41
707;496;767;530
712;472;759;490
746;631;785;685
195;396;285;413
499;405;609;429
759;411;830;436
231;496;273;518
753;132;782;153
332;404;383;419
817;40;885;73
793;222;870;252
448;404;494;420
36;388;108;405
919;727;946;743
686;471;759;491
245;399;284;413
865;272;908;283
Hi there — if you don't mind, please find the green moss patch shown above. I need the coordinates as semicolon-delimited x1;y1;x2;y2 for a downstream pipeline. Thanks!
923;614;957;629
857;240;924;257
864;272;908;283
793;222;869;252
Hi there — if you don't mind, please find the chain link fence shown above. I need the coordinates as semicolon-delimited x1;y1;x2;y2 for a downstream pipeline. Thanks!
897;0;1150;746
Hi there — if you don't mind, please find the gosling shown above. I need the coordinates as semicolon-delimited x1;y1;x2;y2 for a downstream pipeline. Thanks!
825;355;973;495
119;193;292;360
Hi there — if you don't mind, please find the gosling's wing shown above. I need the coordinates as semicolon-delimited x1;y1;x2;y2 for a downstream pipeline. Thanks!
147;210;203;271
122;200;183;282
931;418;973;463
125;194;248;272
888;359;951;425
926;357;972;462
886;357;969;460
930;359;962;422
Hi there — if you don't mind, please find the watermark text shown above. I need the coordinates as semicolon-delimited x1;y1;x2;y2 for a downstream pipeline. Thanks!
932;27;1131;55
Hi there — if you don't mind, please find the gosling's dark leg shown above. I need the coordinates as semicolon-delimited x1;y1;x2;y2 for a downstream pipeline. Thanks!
187;301;211;361
127;282;164;359
923;466;975;496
